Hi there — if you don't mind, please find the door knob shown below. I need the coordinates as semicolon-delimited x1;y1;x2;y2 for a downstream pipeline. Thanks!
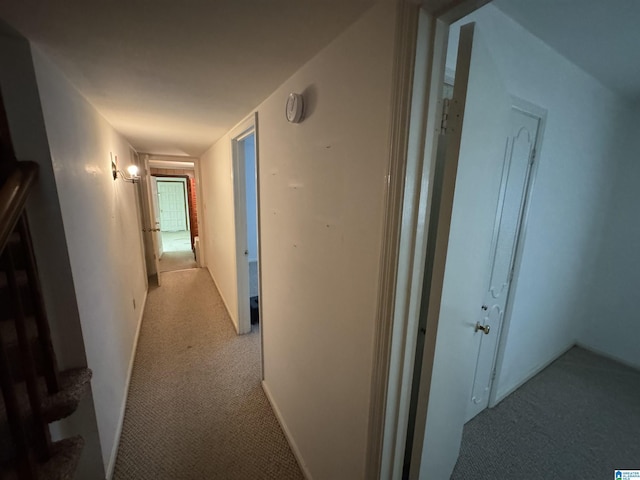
475;322;490;335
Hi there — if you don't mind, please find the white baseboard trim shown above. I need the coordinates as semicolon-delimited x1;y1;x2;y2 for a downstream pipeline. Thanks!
575;342;640;371
105;289;148;480
491;342;575;406
206;266;239;334
261;381;312;480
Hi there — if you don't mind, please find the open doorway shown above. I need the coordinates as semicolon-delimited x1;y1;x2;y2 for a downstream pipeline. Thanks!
242;133;260;327
148;159;201;273
382;2;640;479
230;114;261;336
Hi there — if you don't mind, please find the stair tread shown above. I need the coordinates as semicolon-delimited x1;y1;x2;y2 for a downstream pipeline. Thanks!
42;368;92;423
0;435;84;480
0;369;91;465
0;368;92;425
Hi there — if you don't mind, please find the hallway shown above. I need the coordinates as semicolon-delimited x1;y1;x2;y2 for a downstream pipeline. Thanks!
113;269;303;479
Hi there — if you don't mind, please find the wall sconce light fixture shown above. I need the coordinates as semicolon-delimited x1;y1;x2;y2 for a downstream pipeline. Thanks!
114;164;141;183
111;153;140;183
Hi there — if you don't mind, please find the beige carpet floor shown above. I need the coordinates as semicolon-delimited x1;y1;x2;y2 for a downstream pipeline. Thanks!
113;269;303;480
159;250;197;272
452;347;640;478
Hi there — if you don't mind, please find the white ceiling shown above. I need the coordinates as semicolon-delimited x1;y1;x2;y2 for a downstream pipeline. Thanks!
0;0;373;156
494;0;640;100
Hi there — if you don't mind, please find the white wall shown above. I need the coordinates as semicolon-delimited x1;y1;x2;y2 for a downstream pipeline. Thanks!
446;5;630;400
578;109;640;369
243;134;258;262
199;2;397;477
0;24;105;479
199;132;240;329
32;49;148;476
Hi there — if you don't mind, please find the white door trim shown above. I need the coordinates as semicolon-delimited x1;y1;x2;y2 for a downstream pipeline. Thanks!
193;156;206;267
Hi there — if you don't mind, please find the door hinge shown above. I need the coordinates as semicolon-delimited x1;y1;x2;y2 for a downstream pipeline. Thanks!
440;98;451;135
530;147;536;165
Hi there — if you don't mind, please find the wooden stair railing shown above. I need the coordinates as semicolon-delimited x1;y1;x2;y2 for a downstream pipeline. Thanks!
0;161;92;480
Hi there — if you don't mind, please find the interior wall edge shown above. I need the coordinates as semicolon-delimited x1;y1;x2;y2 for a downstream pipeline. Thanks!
493;341;575;405
261;381;313;480
206;265;239;333
575;341;640;372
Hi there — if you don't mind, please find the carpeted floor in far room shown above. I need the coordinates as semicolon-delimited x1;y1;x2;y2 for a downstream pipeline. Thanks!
452;346;640;480
113;268;303;480
159;250;197;272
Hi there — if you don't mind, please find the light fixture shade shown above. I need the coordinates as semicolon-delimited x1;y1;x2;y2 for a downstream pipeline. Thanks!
126;165;139;177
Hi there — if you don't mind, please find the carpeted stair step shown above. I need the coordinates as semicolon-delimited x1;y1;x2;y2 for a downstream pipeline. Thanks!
0;435;84;480
0;368;92;463
41;368;92;423
0;270;35;322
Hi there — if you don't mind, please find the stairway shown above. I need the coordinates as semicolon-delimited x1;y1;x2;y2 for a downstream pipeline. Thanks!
0;162;92;479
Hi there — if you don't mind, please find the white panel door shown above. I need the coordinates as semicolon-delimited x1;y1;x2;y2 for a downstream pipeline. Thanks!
140;155;162;282
150;176;163;258
414;23;512;480
158;180;187;232
466;108;540;421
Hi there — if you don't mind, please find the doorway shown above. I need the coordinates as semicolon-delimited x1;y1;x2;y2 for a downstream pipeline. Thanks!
405;19;548;478
150;166;200;273
157;178;190;251
400;21;546;476
230;114;261;337
384;2;640;479
242;133;260;320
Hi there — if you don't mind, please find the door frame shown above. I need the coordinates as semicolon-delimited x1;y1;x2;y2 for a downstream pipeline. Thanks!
141;154;205;268
230;113;261;340
367;1;493;479
151;173;197;251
